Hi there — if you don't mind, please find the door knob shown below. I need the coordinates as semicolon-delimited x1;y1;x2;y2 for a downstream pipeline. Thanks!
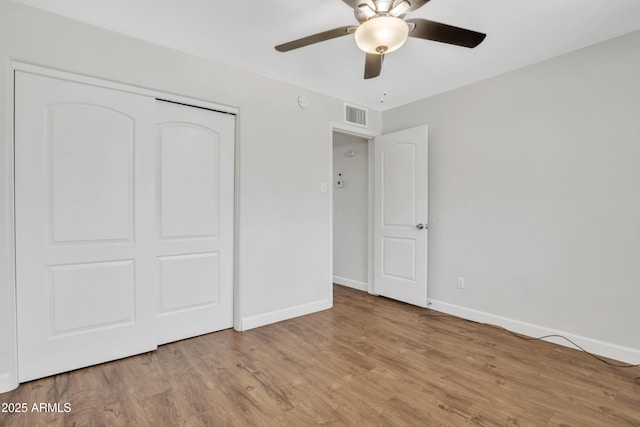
416;223;425;230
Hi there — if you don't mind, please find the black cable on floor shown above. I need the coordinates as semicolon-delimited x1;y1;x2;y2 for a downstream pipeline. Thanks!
418;312;640;386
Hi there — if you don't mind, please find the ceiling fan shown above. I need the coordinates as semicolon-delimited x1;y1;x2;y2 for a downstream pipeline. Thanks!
275;0;486;79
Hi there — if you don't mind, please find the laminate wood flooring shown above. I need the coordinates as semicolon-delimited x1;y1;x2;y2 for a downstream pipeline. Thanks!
2;285;639;426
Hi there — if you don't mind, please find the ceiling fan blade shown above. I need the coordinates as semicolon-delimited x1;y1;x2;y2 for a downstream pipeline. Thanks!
364;53;383;79
275;26;354;52
406;18;486;48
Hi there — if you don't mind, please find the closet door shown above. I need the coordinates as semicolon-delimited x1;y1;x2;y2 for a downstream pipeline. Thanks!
153;100;235;345
15;72;158;381
15;71;235;382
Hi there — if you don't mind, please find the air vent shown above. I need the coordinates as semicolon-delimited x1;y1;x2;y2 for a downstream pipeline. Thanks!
344;103;368;127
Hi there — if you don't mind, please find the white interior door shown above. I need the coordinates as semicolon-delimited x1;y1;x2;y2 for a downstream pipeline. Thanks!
373;125;428;307
15;71;235;382
153;100;235;344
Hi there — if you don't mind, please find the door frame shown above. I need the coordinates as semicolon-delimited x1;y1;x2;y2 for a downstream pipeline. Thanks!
3;62;240;392
329;122;380;298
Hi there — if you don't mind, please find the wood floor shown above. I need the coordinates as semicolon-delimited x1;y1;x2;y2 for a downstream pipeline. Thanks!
2;285;639;426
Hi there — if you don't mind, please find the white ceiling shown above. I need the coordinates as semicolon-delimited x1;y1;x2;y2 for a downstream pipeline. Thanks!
12;0;640;110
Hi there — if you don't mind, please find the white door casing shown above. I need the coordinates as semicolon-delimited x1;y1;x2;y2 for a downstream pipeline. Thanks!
373;125;428;307
15;71;234;382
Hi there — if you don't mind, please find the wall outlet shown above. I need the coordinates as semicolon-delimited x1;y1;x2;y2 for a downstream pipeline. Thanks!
457;276;465;289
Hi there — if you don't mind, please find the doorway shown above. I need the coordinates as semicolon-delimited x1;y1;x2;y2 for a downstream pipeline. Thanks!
331;125;429;307
332;131;372;292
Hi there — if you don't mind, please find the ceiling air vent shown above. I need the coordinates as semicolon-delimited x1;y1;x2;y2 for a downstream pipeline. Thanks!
344;103;368;127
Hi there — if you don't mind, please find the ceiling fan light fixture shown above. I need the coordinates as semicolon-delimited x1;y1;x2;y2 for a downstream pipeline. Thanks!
354;16;409;54
374;0;393;13
389;0;411;17
358;3;377;19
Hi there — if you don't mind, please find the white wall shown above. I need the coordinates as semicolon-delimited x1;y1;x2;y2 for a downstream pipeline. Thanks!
0;1;382;392
333;133;369;290
383;30;640;361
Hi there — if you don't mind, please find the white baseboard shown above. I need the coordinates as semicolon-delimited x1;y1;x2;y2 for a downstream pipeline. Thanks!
333;276;369;292
0;372;18;394
427;299;640;365
238;298;332;331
